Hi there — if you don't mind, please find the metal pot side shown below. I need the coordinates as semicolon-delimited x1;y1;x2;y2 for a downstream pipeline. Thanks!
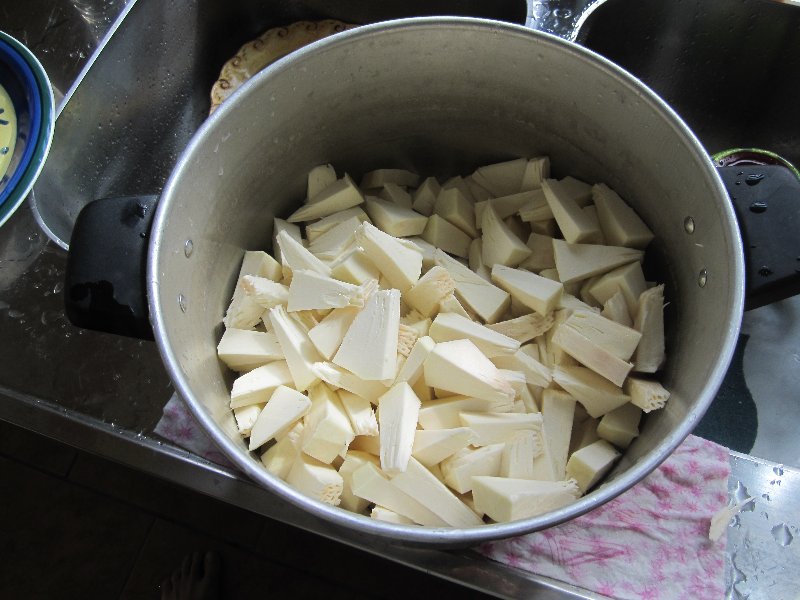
148;18;744;546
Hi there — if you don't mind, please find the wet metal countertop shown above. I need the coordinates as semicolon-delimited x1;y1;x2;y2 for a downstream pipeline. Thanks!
1;2;798;599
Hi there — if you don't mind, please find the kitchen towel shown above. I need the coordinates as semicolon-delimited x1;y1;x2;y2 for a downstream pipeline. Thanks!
155;395;729;600
477;433;730;600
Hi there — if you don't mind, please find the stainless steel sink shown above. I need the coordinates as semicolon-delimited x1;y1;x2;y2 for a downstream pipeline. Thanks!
577;0;800;168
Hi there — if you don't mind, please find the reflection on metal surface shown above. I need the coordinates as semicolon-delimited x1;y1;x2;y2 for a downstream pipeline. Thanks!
726;453;800;599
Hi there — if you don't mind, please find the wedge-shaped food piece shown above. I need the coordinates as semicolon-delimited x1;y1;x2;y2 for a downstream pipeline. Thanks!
521;156;550;190
519;232;556;272
492;265;563;316
435;250;510;323
434;187;478;238
338;450;380;513
357;222;423;293
421;214;472;258
350;461;447;526
223;280;266;329
230;361;293;408
217;328;283;371
542;178;601;243
423;339;515;404
233;404;263;437
633;285;665;373
241;276;290;309
566;439;620;493
350;433;381;456
276;230;332;277
517;189;552;223
418;395;511;429
569;417;600;454
287;454;344;506
301;383;355;463
306;215;361;260
468;238;491;281
329;247;381;285
361;168;420;189
438;293;474;320
585;261;647;314
272;218;302;263
306;206;371;242
625;377;670;412
305;164;338;201
592;183;654;249
312;362;389;404
248;385;312;451
582;205;606;245
268;305;323;392
601;290;633;327
442;175;478;202
441;443;505;494
597;402;641;449
471;477;580;522
473;158;527;197
531;390;576;481
364;196;428;237
559;176;593;207
405;236;438;270
561;310;641;361
465;175;493;202
404;266;455;318
260;421;304;480
411;177;441;216
378;382;421;474
307;307;359;360
459;412;543;446
393;335;436;387
551;321;634;387
287;174;364;222
379;182;413;208
390;457;483;527
481;205;532;268
337;390;379;437
491;349;552;388
552;366;630;418
334;289;400;381
287;270;368;312
486;313;554;344
475;190;541;226
238;250;282;282
397;324;419;358
429;312;520;358
412;427;475;467
500;430;543;479
553;239;643;284
371;506;416;524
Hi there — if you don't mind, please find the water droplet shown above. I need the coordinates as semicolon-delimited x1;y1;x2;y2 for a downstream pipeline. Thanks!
683;216;695;234
758;266;773;277
749;201;768;213
0;146;8;155
7;309;24;319
178;294;187;313
762;493;771;501
745;173;765;186
553;7;573;18
218;167;224;176
732;481;755;511
52;281;64;294
698;269;708;287
771;523;793;546
773;465;784;476
184;239;194;258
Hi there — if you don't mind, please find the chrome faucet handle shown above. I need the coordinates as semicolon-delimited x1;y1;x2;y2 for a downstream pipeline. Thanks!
525;0;607;41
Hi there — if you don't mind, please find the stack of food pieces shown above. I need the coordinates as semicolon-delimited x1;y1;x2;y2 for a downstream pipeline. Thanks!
217;158;671;526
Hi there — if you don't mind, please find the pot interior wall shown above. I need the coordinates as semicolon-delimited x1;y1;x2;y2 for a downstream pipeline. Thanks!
150;21;742;535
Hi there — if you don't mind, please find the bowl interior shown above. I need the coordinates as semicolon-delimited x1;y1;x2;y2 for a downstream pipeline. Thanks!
150;19;743;545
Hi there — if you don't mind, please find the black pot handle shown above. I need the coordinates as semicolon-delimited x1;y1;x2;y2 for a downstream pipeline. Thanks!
716;162;800;310
64;195;158;340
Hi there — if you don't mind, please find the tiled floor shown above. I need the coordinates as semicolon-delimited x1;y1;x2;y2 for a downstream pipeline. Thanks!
0;420;492;600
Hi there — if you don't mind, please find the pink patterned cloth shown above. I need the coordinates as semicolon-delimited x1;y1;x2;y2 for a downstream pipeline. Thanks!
477;434;730;600
155;397;730;599
154;394;234;468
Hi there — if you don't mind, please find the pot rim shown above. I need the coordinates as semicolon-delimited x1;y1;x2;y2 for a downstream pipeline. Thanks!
148;16;744;546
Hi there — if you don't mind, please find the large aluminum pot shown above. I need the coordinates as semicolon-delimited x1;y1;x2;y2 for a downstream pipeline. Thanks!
147;18;742;546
